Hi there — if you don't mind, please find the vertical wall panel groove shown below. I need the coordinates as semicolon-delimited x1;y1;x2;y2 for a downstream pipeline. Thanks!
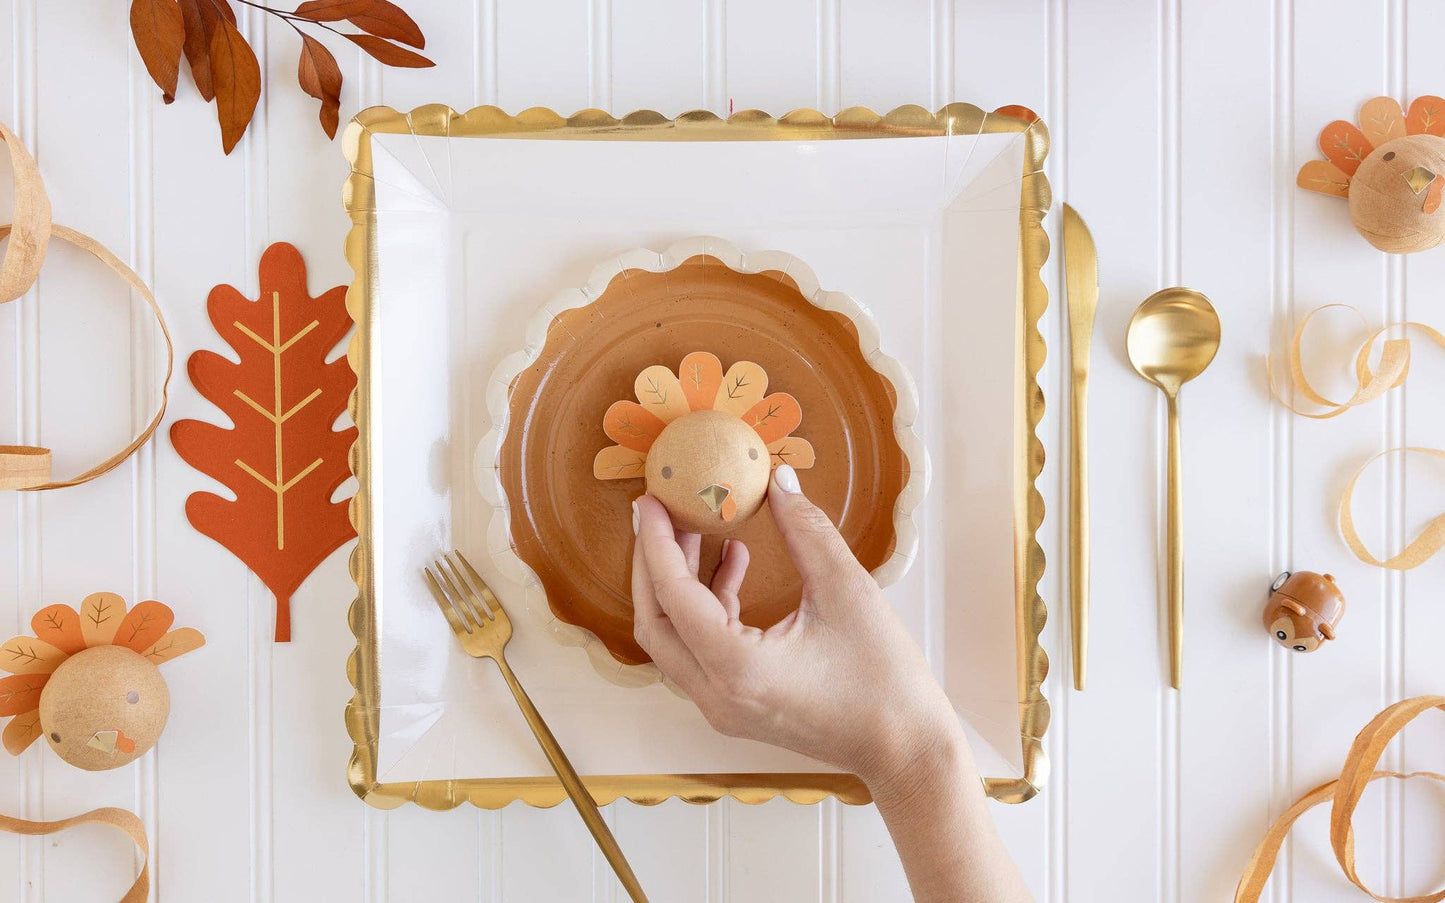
13;1;41;899
817;0;840;112
1158;0;1183;901
1383;2;1407;899
703;0;726;113
242;9;274;903
1045;0;1069;898
589;0;612;112
126;34;160;901
1269;0;1295;899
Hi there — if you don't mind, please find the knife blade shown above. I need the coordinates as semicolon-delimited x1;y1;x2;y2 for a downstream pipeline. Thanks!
1062;203;1098;691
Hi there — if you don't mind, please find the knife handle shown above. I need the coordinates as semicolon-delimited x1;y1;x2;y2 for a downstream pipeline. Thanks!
1070;372;1089;691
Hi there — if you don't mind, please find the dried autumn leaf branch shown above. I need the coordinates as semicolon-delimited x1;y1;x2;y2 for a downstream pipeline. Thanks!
129;0;433;155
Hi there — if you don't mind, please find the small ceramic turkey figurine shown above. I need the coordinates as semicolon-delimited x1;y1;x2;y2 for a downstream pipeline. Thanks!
1264;572;1345;653
1298;95;1445;253
594;352;815;534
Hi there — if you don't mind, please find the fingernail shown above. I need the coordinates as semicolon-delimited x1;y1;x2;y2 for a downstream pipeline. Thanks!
631;499;640;535
774;464;801;494
721;538;732;559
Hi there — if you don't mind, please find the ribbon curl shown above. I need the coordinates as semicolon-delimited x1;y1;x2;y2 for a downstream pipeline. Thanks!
0;119;173;491
1236;695;1445;902
0;806;149;903
1271;304;1445;570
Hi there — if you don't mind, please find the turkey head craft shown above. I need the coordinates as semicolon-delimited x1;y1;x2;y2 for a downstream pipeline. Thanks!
593;352;815;534
1;594;204;770
1264;571;1345;653
1298;95;1445;253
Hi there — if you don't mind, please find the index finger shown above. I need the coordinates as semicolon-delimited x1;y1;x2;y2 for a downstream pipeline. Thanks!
634;495;736;657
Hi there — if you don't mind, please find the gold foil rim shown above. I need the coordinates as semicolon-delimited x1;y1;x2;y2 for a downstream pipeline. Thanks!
341;103;1052;809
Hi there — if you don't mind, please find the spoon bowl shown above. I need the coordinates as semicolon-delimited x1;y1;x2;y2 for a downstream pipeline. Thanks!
1126;288;1221;395
1125;287;1221;689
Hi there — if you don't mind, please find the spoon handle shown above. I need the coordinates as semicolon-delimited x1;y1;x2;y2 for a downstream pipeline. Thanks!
1166;393;1184;689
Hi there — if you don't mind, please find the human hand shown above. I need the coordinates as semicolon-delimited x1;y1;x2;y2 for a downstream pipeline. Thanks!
630;464;961;795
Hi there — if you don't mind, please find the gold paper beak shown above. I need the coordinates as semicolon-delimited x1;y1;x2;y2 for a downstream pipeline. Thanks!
1403;165;1438;194
696;483;731;513
86;729;136;755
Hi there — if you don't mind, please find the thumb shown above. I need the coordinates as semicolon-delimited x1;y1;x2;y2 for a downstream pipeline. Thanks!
767;464;865;591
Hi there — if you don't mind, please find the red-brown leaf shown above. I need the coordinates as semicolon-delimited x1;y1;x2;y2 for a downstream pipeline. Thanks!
179;0;235;101
346;0;425;49
297;34;343;138
170;243;357;642
293;0;371;20
130;0;186;103
345;33;433;68
296;0;425;48
209;15;261;154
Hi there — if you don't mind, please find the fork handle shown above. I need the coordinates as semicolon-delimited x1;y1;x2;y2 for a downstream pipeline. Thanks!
494;657;649;903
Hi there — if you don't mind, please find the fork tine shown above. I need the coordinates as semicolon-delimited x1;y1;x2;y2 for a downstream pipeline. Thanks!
423;566;472;635
436;557;488;626
453;550;504;615
441;555;492;624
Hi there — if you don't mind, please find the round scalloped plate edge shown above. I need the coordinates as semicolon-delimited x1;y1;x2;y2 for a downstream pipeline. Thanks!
473;236;930;687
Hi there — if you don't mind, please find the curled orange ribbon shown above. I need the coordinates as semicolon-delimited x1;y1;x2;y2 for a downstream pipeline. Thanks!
1237;695;1445;902
1270;305;1445;569
0;119;173;490
1266;303;1445;419
0;806;149;902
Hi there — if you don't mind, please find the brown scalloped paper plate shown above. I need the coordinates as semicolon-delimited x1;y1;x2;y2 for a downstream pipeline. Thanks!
481;238;924;674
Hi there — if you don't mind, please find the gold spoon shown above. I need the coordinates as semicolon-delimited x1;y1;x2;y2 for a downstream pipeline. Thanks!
1125;288;1221;689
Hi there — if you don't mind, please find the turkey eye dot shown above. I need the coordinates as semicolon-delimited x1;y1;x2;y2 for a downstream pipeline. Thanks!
1276;631;1286;640
1384;151;1397;161
661;466;673;479
748;448;759;460
1293;645;1307;652
126;691;139;704
49;733;59;744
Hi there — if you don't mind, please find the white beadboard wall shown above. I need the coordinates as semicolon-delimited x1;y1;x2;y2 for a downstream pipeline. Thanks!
3;0;1444;900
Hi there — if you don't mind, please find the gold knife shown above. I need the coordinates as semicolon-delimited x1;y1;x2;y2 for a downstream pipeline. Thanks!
1062;204;1098;691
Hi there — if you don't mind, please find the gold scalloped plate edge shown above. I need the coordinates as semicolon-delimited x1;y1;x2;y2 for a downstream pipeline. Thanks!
342;103;1051;810
472;235;928;690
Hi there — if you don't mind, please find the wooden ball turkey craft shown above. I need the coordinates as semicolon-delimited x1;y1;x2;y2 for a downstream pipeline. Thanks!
593;352;815;533
1298;95;1445;253
0;594;204;770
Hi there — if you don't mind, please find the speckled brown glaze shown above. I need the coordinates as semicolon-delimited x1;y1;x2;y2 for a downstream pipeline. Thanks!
499;254;908;665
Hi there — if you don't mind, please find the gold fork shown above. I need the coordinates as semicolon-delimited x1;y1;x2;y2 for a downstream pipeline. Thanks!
423;551;648;903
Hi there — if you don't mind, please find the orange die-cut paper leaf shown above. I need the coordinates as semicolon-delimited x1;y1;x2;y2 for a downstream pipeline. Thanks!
29;605;86;656
602;401;668;453
2;711;41;755
593;445;648;480
0;637;67;675
140;628;207;664
1297;160;1352;198
679;351;723;411
0;674;47;717
114;601;175;654
1358;96;1406;147
170;242;357;642
80;592;126;647
1407;95;1445;136
767;437;816;470
743;393;803;445
1319;121;1374;176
